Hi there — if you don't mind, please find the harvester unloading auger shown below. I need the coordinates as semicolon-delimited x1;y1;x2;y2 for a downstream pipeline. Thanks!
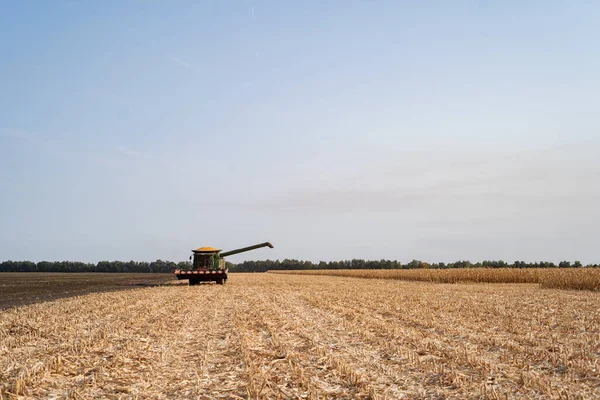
174;242;274;285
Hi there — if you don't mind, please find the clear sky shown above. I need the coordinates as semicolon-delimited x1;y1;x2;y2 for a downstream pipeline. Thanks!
1;1;599;264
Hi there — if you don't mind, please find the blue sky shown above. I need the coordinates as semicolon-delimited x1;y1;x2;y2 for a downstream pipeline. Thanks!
1;1;599;264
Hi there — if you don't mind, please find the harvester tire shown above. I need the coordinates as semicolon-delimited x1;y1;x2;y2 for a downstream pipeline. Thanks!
189;279;199;286
216;279;224;285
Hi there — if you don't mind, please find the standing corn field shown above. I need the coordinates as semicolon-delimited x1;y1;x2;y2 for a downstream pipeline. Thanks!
270;268;600;291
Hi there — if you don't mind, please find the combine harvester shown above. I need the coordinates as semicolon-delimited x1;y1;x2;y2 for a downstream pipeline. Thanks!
174;242;274;285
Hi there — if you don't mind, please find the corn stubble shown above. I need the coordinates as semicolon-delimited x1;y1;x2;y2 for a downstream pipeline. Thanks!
1;274;599;399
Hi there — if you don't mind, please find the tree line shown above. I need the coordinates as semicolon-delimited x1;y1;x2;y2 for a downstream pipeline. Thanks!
229;259;594;272
0;260;191;273
0;259;596;273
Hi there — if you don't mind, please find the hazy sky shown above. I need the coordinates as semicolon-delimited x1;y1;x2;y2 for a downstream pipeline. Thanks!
1;1;599;264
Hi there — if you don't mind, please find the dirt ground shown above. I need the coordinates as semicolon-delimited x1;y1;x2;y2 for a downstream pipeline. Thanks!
1;273;599;399
0;273;173;309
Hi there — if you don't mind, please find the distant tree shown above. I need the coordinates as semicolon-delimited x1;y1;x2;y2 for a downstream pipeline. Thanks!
559;261;571;268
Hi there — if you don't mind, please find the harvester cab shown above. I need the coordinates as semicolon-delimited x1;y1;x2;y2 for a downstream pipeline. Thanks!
174;242;274;285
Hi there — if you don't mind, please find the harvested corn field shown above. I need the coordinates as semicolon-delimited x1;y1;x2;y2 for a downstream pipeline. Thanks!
0;273;173;310
1;273;599;399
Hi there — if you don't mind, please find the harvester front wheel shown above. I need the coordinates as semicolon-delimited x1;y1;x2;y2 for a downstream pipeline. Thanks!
189;279;199;286
216;279;224;285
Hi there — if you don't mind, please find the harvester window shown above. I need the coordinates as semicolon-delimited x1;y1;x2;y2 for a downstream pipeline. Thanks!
193;254;213;269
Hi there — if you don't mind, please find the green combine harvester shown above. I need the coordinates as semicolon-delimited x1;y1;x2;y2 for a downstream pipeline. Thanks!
174;242;274;285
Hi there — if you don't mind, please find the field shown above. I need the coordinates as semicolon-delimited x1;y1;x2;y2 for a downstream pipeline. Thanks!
0;273;173;309
269;268;600;291
1;273;599;399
